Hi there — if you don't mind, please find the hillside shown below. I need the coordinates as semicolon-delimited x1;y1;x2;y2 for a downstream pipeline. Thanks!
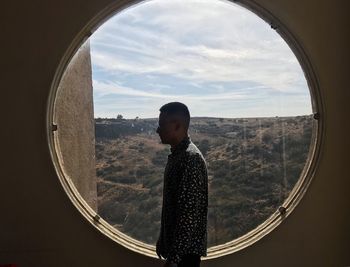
95;115;314;247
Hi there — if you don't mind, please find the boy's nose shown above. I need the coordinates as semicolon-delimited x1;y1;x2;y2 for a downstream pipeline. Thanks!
156;126;160;134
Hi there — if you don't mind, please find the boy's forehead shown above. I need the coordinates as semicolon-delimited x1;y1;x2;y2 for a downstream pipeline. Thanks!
159;112;169;120
159;112;175;124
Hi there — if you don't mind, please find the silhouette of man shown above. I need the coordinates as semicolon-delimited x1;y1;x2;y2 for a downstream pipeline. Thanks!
155;102;208;267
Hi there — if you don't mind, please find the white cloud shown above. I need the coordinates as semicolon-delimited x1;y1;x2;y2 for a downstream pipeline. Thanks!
89;0;312;118
93;79;259;100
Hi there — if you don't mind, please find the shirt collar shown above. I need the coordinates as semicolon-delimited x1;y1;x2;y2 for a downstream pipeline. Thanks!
170;135;191;155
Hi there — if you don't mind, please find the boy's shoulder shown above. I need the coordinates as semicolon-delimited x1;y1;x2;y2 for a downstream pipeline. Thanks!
185;141;206;163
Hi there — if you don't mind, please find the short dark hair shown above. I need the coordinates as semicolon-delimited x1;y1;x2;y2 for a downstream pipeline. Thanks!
159;102;190;130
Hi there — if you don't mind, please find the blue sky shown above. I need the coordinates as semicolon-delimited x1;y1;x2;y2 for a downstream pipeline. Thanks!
89;0;312;119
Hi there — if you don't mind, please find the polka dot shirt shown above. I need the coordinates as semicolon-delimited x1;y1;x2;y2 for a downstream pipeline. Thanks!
157;135;208;264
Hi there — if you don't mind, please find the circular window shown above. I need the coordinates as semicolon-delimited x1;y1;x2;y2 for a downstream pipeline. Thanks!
47;0;322;260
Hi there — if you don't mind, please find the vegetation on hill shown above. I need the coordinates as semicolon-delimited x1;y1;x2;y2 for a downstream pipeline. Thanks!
95;115;314;247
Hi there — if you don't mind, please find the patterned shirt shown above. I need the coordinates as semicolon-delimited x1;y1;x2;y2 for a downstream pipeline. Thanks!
157;135;208;264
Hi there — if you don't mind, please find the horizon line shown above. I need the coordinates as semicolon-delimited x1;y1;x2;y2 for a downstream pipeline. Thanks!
94;114;313;120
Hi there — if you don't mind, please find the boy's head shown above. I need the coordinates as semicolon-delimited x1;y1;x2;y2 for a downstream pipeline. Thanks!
156;102;190;145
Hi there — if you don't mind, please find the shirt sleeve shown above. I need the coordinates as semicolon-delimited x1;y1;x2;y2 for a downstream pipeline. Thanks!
167;153;206;264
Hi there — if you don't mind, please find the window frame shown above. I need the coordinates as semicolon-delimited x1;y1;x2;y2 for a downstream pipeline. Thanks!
46;0;324;261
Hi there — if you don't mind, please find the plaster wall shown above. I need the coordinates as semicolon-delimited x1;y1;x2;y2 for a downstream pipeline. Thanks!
0;0;349;266
54;40;97;211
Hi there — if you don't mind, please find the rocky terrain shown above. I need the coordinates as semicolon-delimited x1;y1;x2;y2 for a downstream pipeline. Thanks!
94;115;314;247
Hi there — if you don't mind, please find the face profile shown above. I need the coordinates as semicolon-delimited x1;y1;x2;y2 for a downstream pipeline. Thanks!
156;102;191;147
156;112;178;145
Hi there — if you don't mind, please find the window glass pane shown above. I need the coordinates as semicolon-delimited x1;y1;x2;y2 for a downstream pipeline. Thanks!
54;0;315;248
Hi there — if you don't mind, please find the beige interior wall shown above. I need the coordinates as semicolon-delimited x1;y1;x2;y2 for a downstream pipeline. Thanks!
0;0;348;266
54;40;97;211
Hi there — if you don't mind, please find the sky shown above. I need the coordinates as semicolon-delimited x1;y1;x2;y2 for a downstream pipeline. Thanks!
89;0;312;119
